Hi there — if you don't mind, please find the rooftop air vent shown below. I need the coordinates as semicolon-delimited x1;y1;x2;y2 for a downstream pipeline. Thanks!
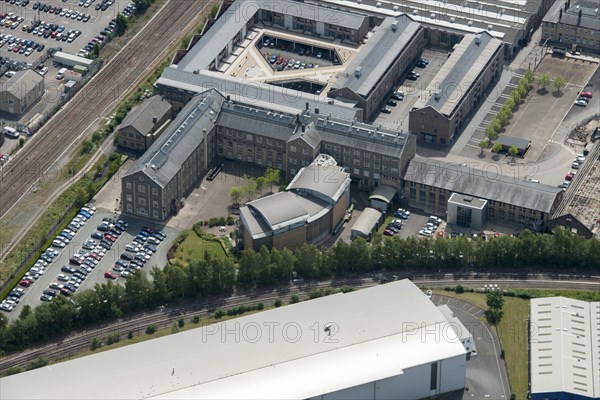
376;2;381;7
354;66;362;78
412;9;418;15
487;24;493;30
475;34;481;44
450;17;455;23
393;5;398;11
430;13;436;19
391;20;398;31
434;90;441;100
467;20;473;26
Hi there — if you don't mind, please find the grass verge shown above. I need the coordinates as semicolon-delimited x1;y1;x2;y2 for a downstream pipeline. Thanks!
172;230;228;266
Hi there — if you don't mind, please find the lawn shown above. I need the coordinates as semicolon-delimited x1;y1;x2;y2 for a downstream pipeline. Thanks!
172;230;227;265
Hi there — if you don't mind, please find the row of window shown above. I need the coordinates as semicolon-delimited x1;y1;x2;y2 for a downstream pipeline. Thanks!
125;182;159;196
125;203;160;219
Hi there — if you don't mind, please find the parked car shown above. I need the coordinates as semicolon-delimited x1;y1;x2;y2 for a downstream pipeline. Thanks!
579;91;592;99
386;99;397;107
380;107;392;114
574;99;587;107
104;271;118;279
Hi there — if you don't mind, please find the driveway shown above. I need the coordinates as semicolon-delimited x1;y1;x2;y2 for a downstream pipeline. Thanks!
431;294;511;400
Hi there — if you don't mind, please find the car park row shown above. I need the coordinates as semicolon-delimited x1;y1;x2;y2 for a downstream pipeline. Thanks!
380;58;428;114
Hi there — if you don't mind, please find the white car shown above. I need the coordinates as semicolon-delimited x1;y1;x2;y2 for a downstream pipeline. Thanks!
425;290;433;300
57;274;69;282
121;270;131;278
419;229;434;237
52;239;66;248
574;99;587;107
4;69;15;77
0;303;14;312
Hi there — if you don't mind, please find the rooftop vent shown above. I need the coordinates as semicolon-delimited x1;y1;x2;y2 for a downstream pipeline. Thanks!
434;90;441;100
391;20;398;31
467;20;473;26
449;17;455;23
430;13;436;19
475;34;481;44
487;24;493;30
463;196;473;202
392;5;398;11
354;66;362;78
376;2;381;7
412;9;418;15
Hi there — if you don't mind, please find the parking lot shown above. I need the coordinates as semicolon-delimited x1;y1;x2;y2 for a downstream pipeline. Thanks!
374;48;449;129
0;0;135;66
1;206;177;320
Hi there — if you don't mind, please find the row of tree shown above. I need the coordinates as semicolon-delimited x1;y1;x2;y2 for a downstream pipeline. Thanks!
1;228;598;355
229;167;280;205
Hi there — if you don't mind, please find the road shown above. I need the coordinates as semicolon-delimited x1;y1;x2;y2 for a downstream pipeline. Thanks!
0;272;598;374
0;0;211;220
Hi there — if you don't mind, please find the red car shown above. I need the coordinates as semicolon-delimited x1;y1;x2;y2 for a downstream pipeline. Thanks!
104;233;116;242
19;279;32;287
579;91;592;99
88;253;102;261
565;173;574;181
104;271;118;280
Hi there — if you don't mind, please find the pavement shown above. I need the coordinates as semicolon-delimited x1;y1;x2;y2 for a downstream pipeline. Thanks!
432;294;511;400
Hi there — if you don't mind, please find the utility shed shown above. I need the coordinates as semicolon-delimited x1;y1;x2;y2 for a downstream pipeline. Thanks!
351;207;382;240
496;135;531;156
369;185;397;212
52;51;94;69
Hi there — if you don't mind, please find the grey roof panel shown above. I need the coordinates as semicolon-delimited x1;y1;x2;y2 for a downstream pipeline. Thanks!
248;192;309;228
3;69;44;101
496;135;531;150
368;185;397;204
287;163;350;202
335;15;421;98
351;207;382;236
404;157;562;213
118;95;171;136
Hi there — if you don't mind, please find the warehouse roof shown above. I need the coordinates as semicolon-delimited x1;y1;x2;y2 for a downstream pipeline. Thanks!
0;280;466;400
415;32;503;117
2;69;44;101
351;207;382;237
404;157;562;213
496;135;531;151
175;0;368;72
530;297;600;399
117;95;171;136
448;193;487;210
334;15;421;98
543;0;600;31
123;92;223;188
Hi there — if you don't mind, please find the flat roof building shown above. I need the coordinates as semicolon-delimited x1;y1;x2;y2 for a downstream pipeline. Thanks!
496;135;532;156
0;280;467;400
409;32;504;146
530;297;600;400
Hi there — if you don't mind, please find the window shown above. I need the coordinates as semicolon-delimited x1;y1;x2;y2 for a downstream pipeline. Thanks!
289;145;297;152
138;185;145;193
125;181;132;190
138;198;146;206
126;203;133;212
302;148;309;155
430;362;438;390
152;201;158;209
256;136;263;143
151;188;158;196
246;134;252;141
153;211;159;219
126;194;132;202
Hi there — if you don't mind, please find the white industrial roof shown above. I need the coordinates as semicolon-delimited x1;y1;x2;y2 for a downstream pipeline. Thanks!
351;207;382;237
0;280;466;400
530;297;600;398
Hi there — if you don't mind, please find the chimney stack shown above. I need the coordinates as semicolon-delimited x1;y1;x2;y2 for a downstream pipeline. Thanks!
152;116;157;124
301;124;305;133
314;107;319;114
559;8;563;20
578;8;582;24
305;102;309;110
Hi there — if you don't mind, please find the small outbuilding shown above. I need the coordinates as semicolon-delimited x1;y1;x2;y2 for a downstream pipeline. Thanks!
350;208;382;240
369;185;397;212
0;69;45;115
496;135;531;156
117;95;172;151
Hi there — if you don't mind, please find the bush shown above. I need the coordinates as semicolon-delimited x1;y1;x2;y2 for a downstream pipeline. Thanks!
26;357;48;371
214;309;224;319
192;315;200;324
146;324;157;334
106;333;120;345
256;303;264;310
274;298;283;307
455;285;465;294
226;215;235;225
178;318;185;328
171;322;179;334
91;337;102;350
127;331;133;339
18;137;25;148
289;294;300;304
5;367;22;376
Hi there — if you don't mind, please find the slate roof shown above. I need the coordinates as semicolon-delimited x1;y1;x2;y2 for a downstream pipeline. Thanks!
118;95;171;136
2;69;44;101
404;156;562;213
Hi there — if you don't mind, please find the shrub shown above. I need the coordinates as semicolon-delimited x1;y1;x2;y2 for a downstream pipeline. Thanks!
226;215;235;225
256;303;264;310
178;318;185;328
26;357;48;371
274;298;283;307
171;322;179;334
146;324;157;334
214;309;224;319
91;337;102;350
106;333;120;345
289;294;300;304
192;315;200;324
455;285;465;294
5;367;22;376
127;331;133;339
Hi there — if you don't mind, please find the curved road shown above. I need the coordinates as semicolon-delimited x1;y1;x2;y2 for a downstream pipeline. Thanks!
0;0;211;220
0;273;598;374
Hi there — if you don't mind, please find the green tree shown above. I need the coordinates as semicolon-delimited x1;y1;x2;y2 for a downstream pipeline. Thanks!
486;307;504;325
19;304;32;320
504;97;515;111
115;14;128;36
490;117;502;132
265;167;280;193
255;176;267;197
538;73;550;90
512;91;521;105
485;126;498;142
167;265;188;299
91;338;102;350
229;186;243;205
124;270;152;311
491;142;502;153
150;267;169;305
508;146;519;160
524;69;534;85
274;298;282;307
479;139;487;153
498;109;510;126
553;76;566;93
243;181;257;202
486;290;505;310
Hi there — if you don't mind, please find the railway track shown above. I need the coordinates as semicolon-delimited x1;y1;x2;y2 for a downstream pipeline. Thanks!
0;0;211;220
1;274;598;374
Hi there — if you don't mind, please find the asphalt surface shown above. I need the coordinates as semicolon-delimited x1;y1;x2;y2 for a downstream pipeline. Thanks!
5;208;177;320
432;294;510;400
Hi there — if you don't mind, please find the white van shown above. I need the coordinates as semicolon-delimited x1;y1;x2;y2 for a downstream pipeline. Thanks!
2;126;19;139
56;67;67;80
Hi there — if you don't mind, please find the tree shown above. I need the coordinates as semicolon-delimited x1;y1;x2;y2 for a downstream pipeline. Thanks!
485;126;498;142
512;91;521;105
229;186;243;205
538;73;550;90
255;176;267;197
491;142;502;153
479;139;487;153
19;304;32;320
243;181;257;202
486;290;505;310
524;69;534;84
508;146;519;160
115;14;128;36
124;270;152;311
553;76;566;93
265;167;280;193
486;307;504;325
91;43;100;58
